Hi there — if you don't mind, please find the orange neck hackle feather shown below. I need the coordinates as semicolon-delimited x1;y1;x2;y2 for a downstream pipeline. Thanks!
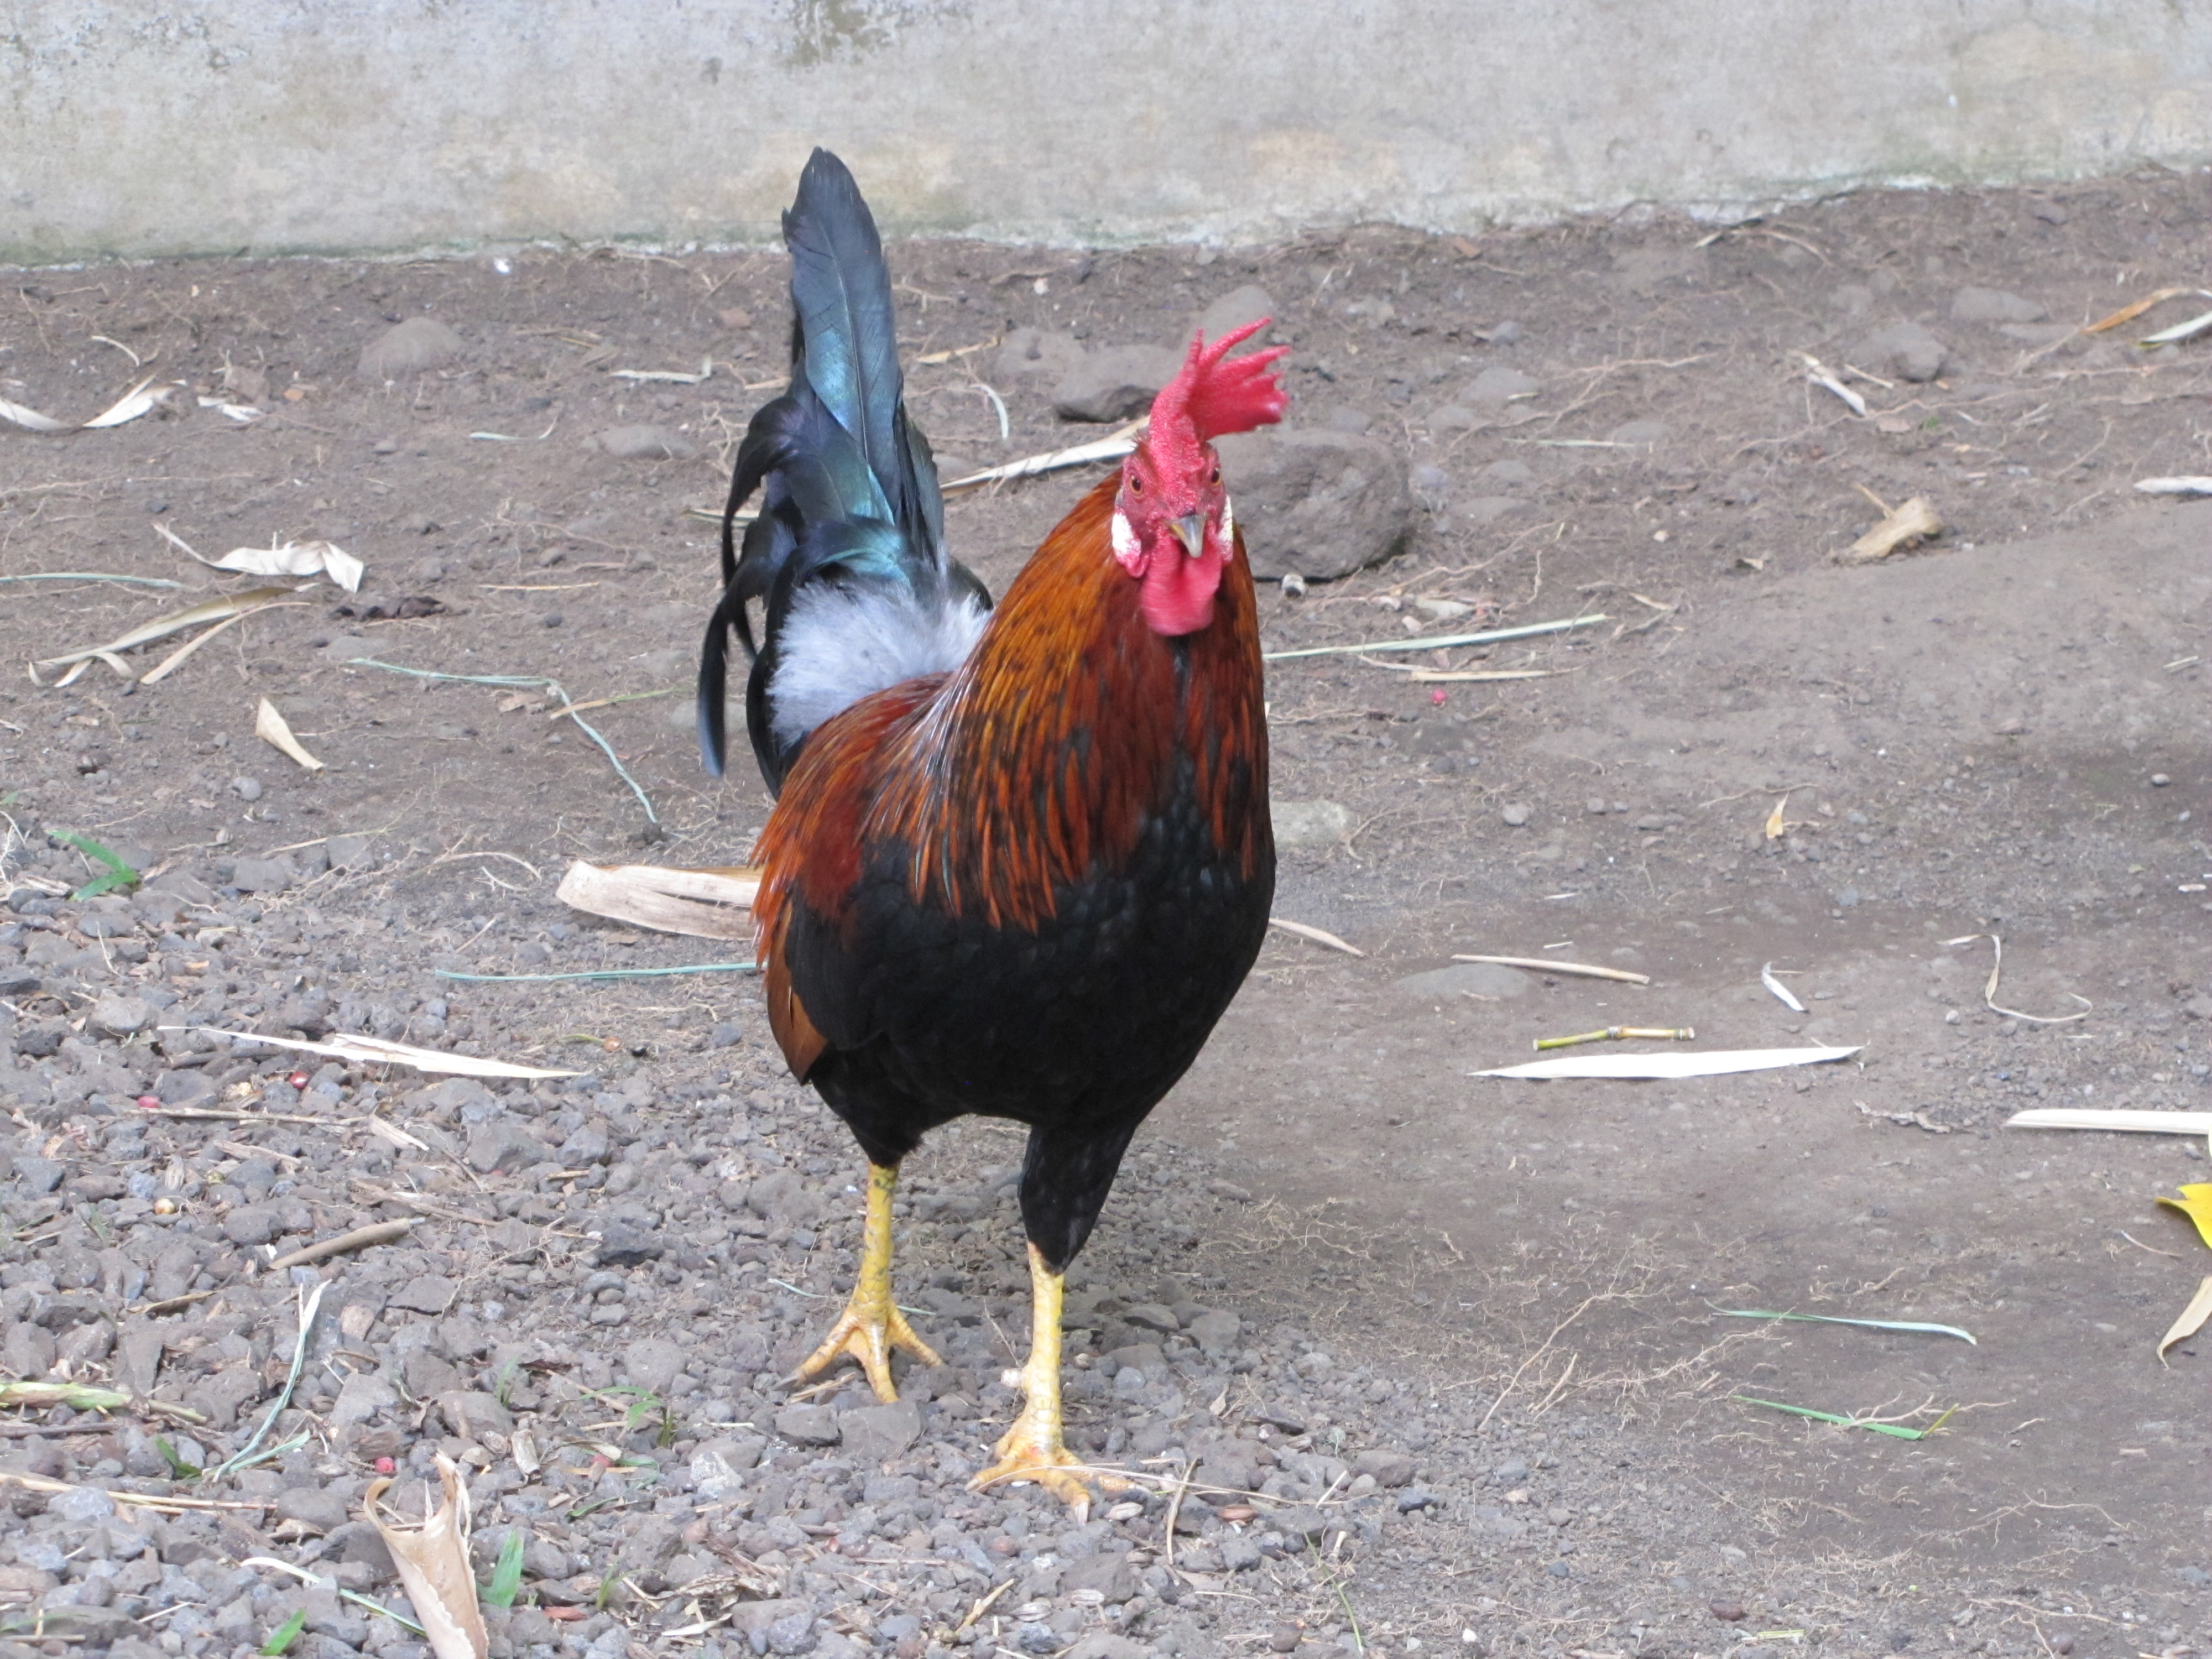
751;473;1269;950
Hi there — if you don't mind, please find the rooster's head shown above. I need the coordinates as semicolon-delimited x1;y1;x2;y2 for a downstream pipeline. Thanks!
1113;320;1287;636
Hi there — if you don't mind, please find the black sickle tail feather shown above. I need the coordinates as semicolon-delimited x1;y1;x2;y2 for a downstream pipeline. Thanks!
697;148;988;792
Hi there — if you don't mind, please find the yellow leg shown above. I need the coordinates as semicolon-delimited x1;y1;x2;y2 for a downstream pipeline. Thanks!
968;1243;1128;1519
790;1162;941;1402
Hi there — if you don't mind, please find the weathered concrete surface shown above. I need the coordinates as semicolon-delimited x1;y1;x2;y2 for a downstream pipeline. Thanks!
3;1;2210;261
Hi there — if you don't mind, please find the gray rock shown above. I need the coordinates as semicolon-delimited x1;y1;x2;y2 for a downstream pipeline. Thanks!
1186;1309;1241;1355
1271;799;1351;849
1197;285;1276;344
1853;322;1949;383
466;1123;546;1175
1481;458;1535;489
89;994;154;1038
1397;1487;1442;1511
1501;802;1531;827
1608;419;1670;446
229;775;264;801
1066;1638;1147;1659
689;1436;765;1500
767;1612;818;1656
1062;1550;1139;1603
838;1399;922;1464
593;425;697;461
220;1203;284;1247
389;1275;458;1314
1052;346;1183;422
622;1337;687;1395
1427;404;1479;431
12;1154;64;1192
326;832;379;870
594;1221;662;1267
359;317;466;379
1950;286;2047;324
1122;1302;1180;1333
1272;1505;1328;1544
560;1121;612;1164
187;1363;264;1429
774;1404;842;1446
1466;366;1541;405
331;1372;397;1428
1394;963;1532;1001
1352;1448;1416;1488
995;327;1086;381
1459;496;1525;526
227;856;297;894
154;1068;216;1108
1215;428;1413;580
275;1485;352;1532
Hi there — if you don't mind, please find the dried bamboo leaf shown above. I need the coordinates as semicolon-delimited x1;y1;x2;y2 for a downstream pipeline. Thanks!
2084;286;2192;333
1761;963;1806;1012
1452;954;1651;985
256;697;327;771
367;1452;487;1659
1267;918;1365;957
1838;495;1942;563
555;860;760;941
158;524;366;592
31;586;300;676
1712;1307;1975;1344
158;1025;578;1079
1475;1045;1859;1080
1;374;178;432
2134;477;2212;497
2005;1109;2212;1136
2156;1277;2212;1365
2138;307;2212;346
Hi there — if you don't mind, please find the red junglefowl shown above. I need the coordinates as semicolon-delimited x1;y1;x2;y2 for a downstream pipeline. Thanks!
698;149;1286;1512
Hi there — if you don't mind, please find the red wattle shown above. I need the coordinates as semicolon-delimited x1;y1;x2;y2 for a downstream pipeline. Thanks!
1138;546;1222;637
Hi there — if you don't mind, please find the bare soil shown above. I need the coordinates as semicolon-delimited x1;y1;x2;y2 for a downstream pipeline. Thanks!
2;169;2210;1659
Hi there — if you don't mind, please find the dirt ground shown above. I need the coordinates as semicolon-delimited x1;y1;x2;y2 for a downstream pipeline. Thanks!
3;168;2211;1659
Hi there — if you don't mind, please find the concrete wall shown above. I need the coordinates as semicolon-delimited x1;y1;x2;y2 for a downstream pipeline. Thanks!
4;1;2210;263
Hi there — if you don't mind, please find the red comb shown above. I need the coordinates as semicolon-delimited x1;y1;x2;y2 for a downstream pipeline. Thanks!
1146;320;1288;480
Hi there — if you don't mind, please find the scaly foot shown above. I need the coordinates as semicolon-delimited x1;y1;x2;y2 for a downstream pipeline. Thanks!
966;1243;1126;1518
791;1293;941;1402
787;1162;940;1402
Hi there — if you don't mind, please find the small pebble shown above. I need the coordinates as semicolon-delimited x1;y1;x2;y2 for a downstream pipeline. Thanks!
230;776;264;801
1501;802;1530;827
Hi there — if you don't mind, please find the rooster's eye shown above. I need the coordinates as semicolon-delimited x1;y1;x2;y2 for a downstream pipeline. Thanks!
1128;475;1143;495
1209;466;1220;484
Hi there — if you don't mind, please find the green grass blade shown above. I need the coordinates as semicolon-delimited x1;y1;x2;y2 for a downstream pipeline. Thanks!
483;1530;527;1609
1731;1395;1930;1439
1712;1306;1977;1344
51;828;140;899
260;1609;308;1655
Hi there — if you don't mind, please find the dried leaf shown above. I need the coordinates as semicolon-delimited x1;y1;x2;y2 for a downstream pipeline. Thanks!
1267;917;1365;957
157;524;365;592
255;698;326;772
1838;495;1942;563
2135;477;2212;497
1712;1307;1975;1344
2154;1183;2212;1251
2156;1277;2212;1364
0;373;178;433
31;586;299;678
2084;286;2194;332
2007;1108;2212;1138
555;860;760;941
139;602;310;685
1452;953;1651;985
2139;307;2212;346
367;1452;487;1659
1764;796;1790;840
1760;963;1806;1012
1475;1045;1859;1080
158;1025;578;1080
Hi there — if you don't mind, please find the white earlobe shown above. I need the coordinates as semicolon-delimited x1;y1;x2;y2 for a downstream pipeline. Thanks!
1219;497;1235;547
1111;510;1140;568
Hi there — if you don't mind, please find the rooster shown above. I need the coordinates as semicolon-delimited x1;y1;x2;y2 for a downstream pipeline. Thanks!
699;149;1285;1511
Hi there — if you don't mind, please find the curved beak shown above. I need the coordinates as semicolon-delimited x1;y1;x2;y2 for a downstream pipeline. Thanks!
1171;512;1207;559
